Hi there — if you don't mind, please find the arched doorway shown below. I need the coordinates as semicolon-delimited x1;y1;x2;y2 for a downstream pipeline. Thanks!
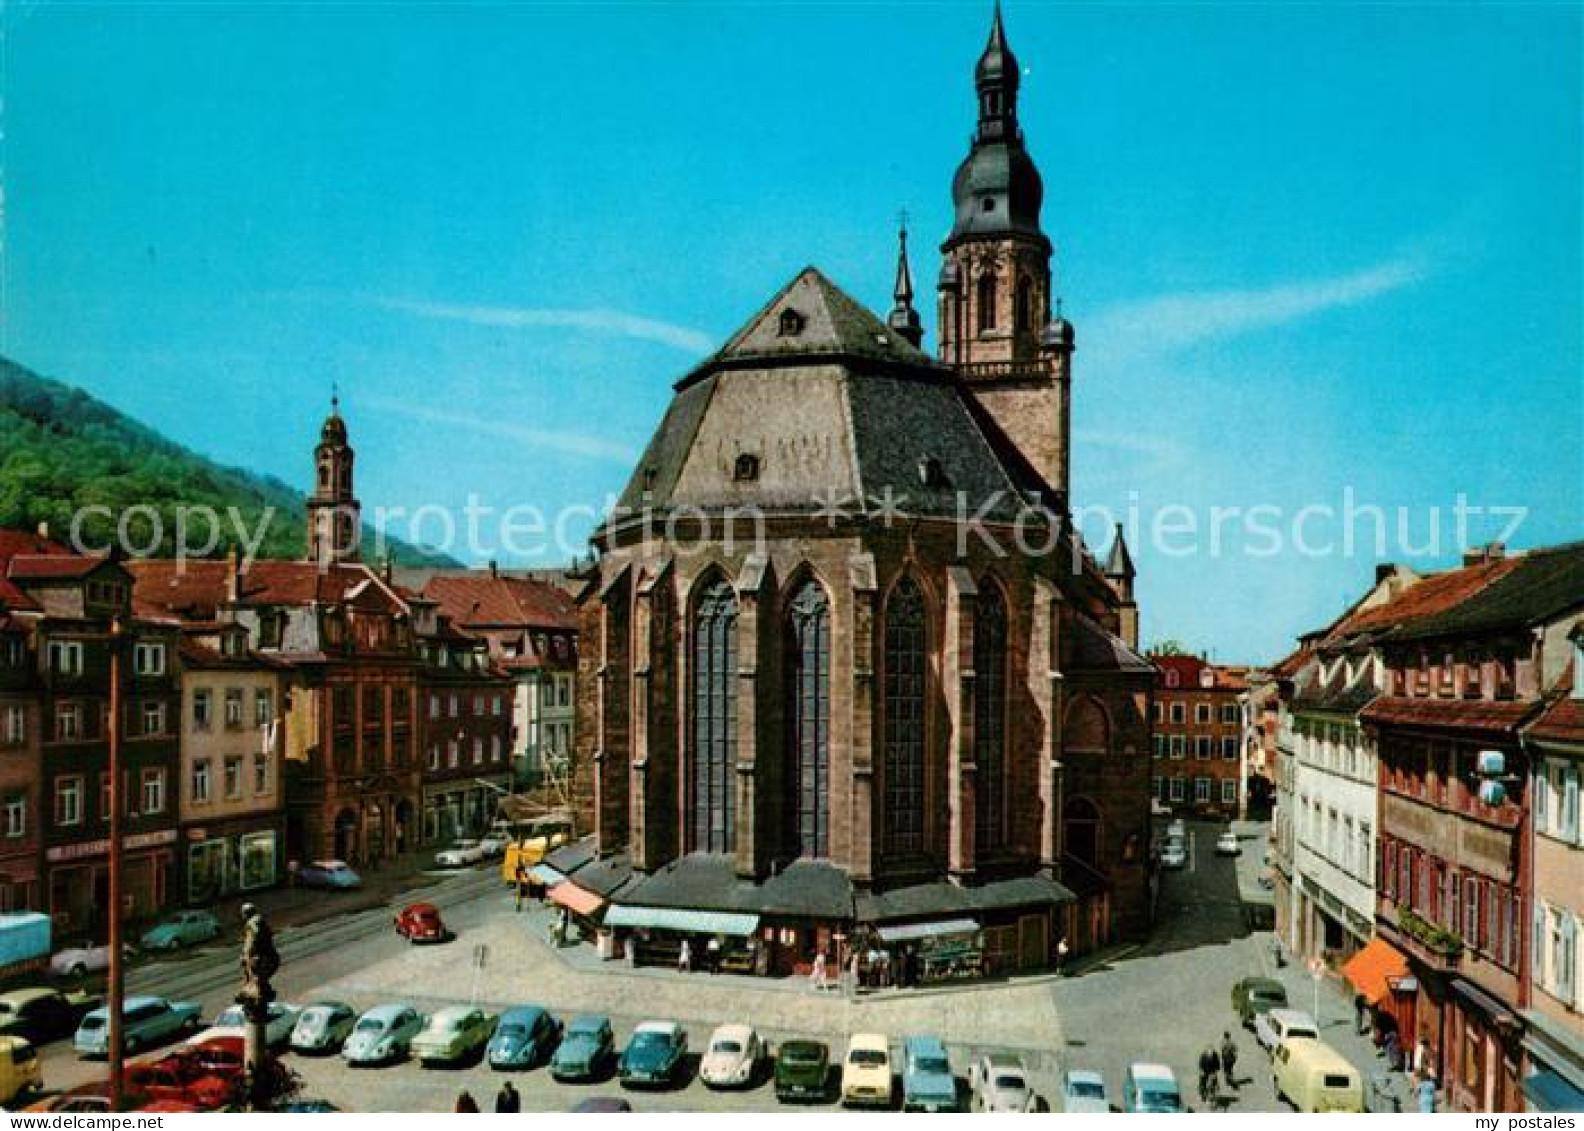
333;808;359;863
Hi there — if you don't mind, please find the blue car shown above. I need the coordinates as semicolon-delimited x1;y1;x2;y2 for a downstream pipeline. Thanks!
618;1021;687;1089
552;1014;614;1082
902;1035;959;1112
488;1006;561;1070
140;910;221;952
74;996;201;1057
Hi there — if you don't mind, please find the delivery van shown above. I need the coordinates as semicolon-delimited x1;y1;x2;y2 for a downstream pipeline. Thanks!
1272;1038;1365;1113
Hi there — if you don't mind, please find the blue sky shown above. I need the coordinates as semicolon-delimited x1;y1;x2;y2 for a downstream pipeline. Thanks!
5;2;1580;663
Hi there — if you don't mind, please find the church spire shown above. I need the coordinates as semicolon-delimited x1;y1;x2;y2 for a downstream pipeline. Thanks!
307;391;360;567
888;217;923;348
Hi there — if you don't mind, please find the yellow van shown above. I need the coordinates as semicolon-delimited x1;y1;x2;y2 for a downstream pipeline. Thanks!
0;1035;41;1105
1272;1038;1365;1113
500;831;570;884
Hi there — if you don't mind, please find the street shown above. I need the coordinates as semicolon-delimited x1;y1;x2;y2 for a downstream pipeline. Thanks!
31;824;1406;1112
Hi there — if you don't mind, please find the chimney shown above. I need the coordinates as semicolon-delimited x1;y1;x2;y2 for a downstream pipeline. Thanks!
1462;542;1507;567
225;544;242;605
1375;562;1397;584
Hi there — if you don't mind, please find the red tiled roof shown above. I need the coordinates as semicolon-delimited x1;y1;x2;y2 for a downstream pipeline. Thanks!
1329;557;1521;640
1152;653;1247;690
421;573;576;631
6;554;107;580
1270;645;1313;680
127;558;399;616
1527;667;1584;744
0;529;69;560
1360;695;1540;735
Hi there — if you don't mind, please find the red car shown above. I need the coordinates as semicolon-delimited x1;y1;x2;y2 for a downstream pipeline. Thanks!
124;1058;234;1111
164;1037;298;1105
394;902;447;944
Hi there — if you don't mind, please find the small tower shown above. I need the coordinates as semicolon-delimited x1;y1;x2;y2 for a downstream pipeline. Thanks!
1104;522;1138;650
888;221;924;348
938;2;1075;500
306;392;360;567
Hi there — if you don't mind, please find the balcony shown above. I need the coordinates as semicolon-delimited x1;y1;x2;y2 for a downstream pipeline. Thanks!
1379;905;1462;970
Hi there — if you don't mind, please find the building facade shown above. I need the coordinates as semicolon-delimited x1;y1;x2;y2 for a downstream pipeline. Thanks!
563;10;1154;980
1150;655;1247;817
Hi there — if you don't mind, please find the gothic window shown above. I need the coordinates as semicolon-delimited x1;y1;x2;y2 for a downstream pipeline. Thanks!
974;583;1008;853
884;577;928;857
1016;275;1034;333
690;577;737;854
976;271;997;333
785;579;830;858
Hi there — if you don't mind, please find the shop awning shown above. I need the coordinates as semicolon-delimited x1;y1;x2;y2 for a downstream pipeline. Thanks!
530;864;567;886
1342;937;1411;1006
876;918;979;944
1522;1070;1584;1113
548;882;605;919
603;904;760;936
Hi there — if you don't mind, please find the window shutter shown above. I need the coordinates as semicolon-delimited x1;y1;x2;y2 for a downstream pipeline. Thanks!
1564;767;1580;842
1561;913;1578;1003
1535;902;1549;988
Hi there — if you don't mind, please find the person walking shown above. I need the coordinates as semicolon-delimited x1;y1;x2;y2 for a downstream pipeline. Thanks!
1354;993;1369;1035
494;1082;520;1113
1197;1045;1221;1106
514;863;528;912
1416;1071;1438;1114
677;937;692;973
453;1091;479;1113
810;950;828;991
1220;1031;1239;1089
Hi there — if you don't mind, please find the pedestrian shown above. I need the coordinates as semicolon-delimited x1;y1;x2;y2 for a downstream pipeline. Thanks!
1056;936;1070;975
1220;1031;1239;1089
494;1082;520;1113
1197;1046;1220;1106
706;934;722;974
514;863;528;912
453;1090;479;1113
1416;1071;1437;1114
678;937;692;973
1412;1036;1430;1081
1354;992;1369;1035
1384;1029;1403;1073
810;950;828;991
623;933;637;968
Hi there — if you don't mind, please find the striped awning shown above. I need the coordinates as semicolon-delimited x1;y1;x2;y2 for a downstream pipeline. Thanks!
548;882;604;919
603;904;760;937
876;918;979;944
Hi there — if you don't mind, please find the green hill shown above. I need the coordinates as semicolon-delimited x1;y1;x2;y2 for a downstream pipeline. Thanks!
0;357;457;566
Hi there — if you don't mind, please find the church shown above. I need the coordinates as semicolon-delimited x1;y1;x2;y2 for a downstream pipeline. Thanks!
558;6;1155;980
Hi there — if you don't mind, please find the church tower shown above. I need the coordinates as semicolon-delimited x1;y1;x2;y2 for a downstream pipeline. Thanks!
306;394;361;567
938;3;1075;499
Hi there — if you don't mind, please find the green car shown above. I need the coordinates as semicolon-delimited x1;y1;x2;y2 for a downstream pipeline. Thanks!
140;910;221;952
411;1005;497;1065
776;1039;830;1103
1232;976;1289;1026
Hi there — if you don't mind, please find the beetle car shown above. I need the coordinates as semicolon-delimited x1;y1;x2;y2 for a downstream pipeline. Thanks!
487;1005;561;1070
296;860;362;890
291;1001;358;1054
698;1023;761;1089
969;1051;1035;1113
341;1004;424;1066
140;910;222;952
1059;1067;1110;1113
394;902;447;944
196;1001;300;1048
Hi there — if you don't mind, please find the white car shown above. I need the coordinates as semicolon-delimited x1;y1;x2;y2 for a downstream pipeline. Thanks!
1059;1068;1110;1113
433;839;487;868
1255;1008;1319;1052
475;833;510;858
841;1032;893;1108
699;1023;762;1089
49;943;135;979
1160;840;1188;869
969;1052;1035;1112
194;1001;301;1048
1216;831;1242;856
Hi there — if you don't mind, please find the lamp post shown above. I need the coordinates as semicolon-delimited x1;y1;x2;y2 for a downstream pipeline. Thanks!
107;617;126;1112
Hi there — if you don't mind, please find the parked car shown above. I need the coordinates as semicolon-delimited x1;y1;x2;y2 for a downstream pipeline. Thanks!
1059;1068;1110;1113
551;1014;615;1082
49;943;134;980
1255;1008;1320;1053
774;1039;830;1103
124;1057;233;1111
476;833;510;859
1231;977;1289;1027
0;986;103;1045
194;1001;300;1049
1122;1062;1183;1113
1160;840;1189;869
140;910;222;952
341;1004;424;1066
434;840;488;869
291;1002;358;1054
394;902;447;944
296;860;362;890
1166;818;1186;839
840;1032;893;1109
486;1005;559;1070
699;1023;761;1089
1272;1039;1365;1113
412;1005;497;1066
0;1035;41;1106
968;1051;1034;1113
618;1020;688;1088
901;1035;958;1112
22;1082;115;1112
1215;831;1242;856
74;996;202;1057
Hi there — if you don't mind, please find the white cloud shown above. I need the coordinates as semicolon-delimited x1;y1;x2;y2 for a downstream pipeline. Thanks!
373;296;714;355
362;395;638;464
1086;257;1427;360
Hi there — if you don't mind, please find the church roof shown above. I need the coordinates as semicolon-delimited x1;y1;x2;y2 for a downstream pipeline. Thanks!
614;267;1055;525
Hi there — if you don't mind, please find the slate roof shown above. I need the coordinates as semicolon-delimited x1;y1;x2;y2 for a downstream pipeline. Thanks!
612;268;1056;524
855;874;1075;923
1068;612;1154;675
619;853;855;921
